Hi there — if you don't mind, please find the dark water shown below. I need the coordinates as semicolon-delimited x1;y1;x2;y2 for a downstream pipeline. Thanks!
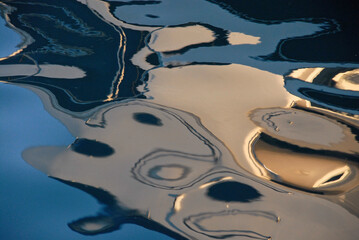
1;0;359;239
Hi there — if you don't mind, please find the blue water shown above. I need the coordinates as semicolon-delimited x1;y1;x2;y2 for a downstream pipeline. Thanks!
1;0;359;239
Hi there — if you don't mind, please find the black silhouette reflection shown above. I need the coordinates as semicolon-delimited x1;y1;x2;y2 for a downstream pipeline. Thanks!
0;0;147;112
208;0;359;63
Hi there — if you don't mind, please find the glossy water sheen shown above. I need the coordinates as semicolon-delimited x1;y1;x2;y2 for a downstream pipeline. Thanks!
1;1;359;239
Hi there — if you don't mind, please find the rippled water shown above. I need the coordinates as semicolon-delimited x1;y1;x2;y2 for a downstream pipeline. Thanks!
1;1;359;239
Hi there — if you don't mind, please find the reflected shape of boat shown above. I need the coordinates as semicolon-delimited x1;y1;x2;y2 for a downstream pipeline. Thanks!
333;69;359;91
285;67;359;115
249;107;359;195
253;135;359;194
250;107;359;154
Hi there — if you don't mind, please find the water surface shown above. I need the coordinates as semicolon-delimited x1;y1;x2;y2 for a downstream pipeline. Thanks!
1;0;359;239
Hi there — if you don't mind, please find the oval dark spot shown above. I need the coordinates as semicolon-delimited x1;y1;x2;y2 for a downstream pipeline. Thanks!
146;14;159;18
71;138;114;157
207;181;262;202
133;112;163;126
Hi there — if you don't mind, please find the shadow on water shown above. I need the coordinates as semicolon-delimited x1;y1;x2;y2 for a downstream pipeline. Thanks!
1;0;359;239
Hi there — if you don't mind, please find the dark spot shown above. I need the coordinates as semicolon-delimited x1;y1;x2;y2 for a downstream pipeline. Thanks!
133;112;163;126
146;14;159;18
323;173;344;184
71;138;114;157
207;181;262;202
146;53;160;66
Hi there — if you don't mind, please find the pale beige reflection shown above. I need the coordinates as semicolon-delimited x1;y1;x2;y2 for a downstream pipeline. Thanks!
0;64;86;79
227;32;261;45
333;69;359;91
20;84;359;239
76;0;159;32
148;25;215;52
250;108;359;154
288;67;359;91
288;67;325;82
140;63;298;173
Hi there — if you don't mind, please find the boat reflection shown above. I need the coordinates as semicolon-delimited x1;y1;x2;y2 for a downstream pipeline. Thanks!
250;106;359;193
285;67;359;115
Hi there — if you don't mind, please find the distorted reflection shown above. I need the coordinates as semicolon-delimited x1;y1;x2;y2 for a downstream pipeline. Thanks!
147;25;216;53
285;68;359;115
20;92;359;239
0;0;146;112
1;0;359;239
248;105;359;217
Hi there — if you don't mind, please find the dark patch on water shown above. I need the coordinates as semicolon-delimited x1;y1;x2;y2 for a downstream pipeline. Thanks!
207;181;262;202
71;138;114;157
298;88;359;111
146;52;160;66
260;132;359;162
1;0;148;112
133;112;163;126
209;0;359;63
146;14;159;19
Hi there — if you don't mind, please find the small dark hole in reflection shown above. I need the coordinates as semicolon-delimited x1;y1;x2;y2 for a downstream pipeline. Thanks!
133;112;163;126
146;14;159;18
146;53;160;66
71;138;114;157
207;181;262;202
324;173;344;184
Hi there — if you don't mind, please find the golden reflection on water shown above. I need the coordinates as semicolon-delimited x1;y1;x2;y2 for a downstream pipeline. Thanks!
148;25;216;53
142;64;297;172
21;82;359;239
